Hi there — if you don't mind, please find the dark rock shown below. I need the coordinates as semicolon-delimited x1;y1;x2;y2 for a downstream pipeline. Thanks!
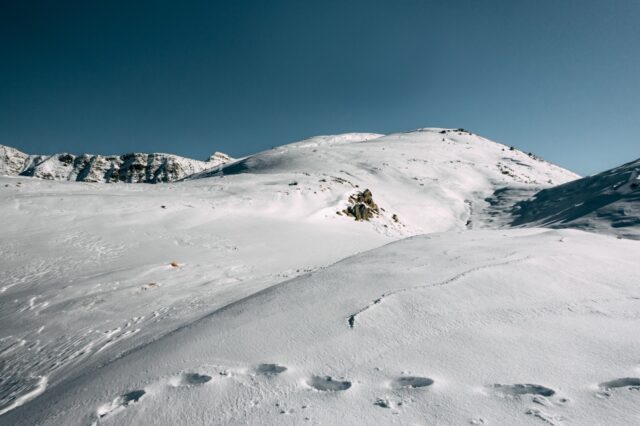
342;189;379;221
58;154;74;165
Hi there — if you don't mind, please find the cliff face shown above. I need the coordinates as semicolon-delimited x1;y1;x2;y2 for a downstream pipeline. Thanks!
0;145;233;183
0;145;30;176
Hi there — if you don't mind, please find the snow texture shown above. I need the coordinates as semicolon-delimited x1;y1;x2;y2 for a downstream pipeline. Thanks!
0;128;638;425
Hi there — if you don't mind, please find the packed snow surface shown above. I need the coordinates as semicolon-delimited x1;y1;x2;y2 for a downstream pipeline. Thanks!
1;128;638;425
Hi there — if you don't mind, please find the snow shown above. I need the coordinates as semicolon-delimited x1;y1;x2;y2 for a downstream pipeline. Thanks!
4;229;640;425
0;145;234;183
0;128;638;425
512;158;640;239
0;145;30;176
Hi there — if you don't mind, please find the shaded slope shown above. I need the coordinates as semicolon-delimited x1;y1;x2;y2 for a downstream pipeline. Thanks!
512;158;640;239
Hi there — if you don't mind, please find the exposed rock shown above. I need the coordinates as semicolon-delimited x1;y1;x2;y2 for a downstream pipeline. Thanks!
0;144;234;183
208;151;232;167
0;145;29;176
342;189;380;221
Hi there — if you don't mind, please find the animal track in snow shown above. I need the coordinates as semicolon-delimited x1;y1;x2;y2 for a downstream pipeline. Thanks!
599;377;640;390
96;389;145;419
392;376;434;389
347;297;382;328
490;383;555;397
170;373;212;387
346;255;527;328
254;363;287;375
307;376;352;392
598;377;640;391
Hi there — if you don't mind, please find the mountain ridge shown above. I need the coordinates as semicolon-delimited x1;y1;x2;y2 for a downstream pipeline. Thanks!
512;157;640;239
0;144;233;183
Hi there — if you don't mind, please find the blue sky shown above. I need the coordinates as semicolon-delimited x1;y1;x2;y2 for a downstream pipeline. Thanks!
1;0;638;175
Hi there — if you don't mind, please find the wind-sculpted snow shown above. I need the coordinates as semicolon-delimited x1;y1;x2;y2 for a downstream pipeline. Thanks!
512;158;640;239
3;229;640;425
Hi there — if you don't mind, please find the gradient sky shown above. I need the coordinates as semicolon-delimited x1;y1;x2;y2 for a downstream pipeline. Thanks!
1;0;638;175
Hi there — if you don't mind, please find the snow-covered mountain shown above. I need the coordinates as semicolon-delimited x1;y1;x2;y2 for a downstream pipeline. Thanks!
187;128;578;235
0;145;232;183
512;158;640;239
1;128;638;425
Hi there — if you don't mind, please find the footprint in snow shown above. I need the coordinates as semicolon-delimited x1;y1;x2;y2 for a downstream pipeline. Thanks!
96;389;145;419
170;372;212;387
490;383;555;397
393;376;434;389
596;377;640;397
307;376;351;392
599;377;640;390
254;363;287;376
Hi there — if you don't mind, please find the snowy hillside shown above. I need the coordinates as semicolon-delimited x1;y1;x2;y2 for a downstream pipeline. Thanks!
4;230;640;426
189;128;578;235
0;145;233;183
512;158;640;239
2;128;637;425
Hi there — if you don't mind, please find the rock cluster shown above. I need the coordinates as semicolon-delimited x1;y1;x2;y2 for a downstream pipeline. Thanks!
342;189;379;221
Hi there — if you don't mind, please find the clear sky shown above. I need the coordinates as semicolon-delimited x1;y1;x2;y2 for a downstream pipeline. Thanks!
1;0;638;175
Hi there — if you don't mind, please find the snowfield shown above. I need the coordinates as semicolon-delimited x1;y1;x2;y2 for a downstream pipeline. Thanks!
0;129;638;425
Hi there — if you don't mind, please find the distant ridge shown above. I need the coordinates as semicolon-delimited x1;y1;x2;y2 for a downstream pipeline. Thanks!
0;145;233;183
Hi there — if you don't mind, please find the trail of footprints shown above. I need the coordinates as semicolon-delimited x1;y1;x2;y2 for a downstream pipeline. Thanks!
92;367;640;424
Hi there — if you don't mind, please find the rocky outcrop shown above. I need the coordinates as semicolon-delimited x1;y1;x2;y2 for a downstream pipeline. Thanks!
207;152;232;167
341;189;380;221
0;145;29;176
0;144;233;183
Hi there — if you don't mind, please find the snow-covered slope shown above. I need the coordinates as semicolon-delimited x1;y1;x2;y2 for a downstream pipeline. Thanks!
0;128;581;420
5;128;633;425
189;128;578;235
4;229;639;426
0;145;233;183
512;158;640;239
